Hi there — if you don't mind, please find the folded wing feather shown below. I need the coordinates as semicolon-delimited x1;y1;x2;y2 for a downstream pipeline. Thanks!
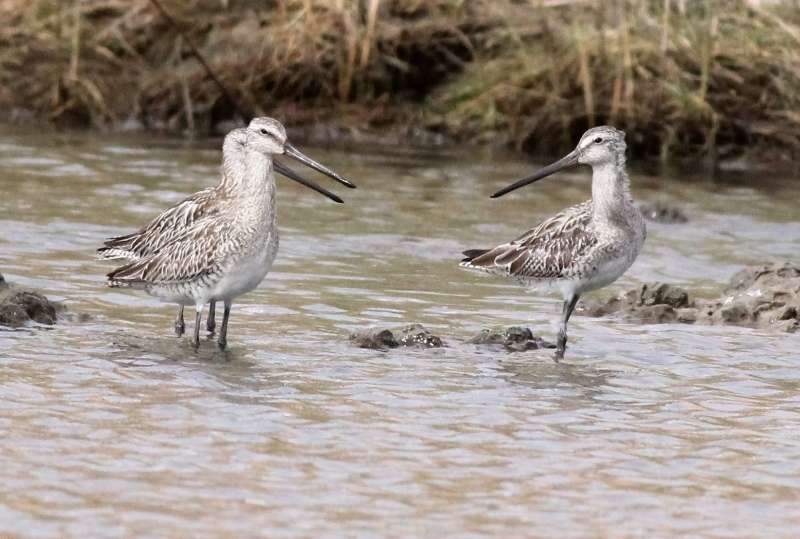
460;201;595;281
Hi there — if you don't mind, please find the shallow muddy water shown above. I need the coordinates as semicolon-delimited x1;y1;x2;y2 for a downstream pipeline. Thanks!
1;125;799;538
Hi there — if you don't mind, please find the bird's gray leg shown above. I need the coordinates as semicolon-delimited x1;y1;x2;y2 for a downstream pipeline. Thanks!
193;305;203;349
218;301;232;350
174;305;185;336
555;294;580;362
207;300;216;333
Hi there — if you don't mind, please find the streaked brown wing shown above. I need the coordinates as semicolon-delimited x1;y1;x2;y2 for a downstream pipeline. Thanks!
97;187;219;260
462;201;595;280
107;219;229;286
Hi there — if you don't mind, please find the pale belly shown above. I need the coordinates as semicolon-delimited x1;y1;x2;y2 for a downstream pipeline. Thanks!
569;221;645;297
529;258;633;300
208;235;280;303
573;254;634;294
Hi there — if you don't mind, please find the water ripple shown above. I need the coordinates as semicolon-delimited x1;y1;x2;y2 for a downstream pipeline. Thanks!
1;127;799;537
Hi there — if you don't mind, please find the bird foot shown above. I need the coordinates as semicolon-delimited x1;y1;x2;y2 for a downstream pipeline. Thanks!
174;322;185;337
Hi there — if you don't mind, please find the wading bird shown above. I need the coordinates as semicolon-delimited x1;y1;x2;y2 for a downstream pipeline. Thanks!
460;126;646;361
98;117;355;349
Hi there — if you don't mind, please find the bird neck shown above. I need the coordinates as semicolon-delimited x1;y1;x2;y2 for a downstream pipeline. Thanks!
220;135;273;199
590;151;632;223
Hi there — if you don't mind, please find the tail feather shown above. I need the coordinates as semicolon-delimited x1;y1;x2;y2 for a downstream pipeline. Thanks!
461;248;489;263
107;258;145;282
96;246;137;260
96;232;141;260
105;257;150;289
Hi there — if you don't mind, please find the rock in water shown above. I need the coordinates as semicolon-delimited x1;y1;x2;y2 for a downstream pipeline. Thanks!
397;324;444;348
581;282;690;323
0;303;28;328
582;263;800;332
0;287;58;327
638;200;688;224
350;324;445;350
350;328;399;350
469;326;555;352
695;263;800;332
640;282;690;308
724;263;800;295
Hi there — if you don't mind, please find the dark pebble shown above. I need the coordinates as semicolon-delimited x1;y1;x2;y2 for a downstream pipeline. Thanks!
469;326;556;351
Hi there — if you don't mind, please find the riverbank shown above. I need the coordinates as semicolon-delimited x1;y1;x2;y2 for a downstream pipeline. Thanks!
2;0;799;165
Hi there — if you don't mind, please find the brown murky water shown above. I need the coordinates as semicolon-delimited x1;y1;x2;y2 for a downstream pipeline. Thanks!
1;125;799;537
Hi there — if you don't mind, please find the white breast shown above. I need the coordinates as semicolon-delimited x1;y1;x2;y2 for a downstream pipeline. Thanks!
209;232;279;302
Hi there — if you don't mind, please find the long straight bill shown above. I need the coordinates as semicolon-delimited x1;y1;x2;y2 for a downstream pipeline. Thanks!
491;150;579;198
274;159;344;203
284;143;356;189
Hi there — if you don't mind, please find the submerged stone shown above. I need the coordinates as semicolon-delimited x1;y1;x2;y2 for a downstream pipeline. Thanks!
350;324;445;350
640;282;690;308
638;200;689;224
350;328;399;350
583;263;800;332
469;326;555;352
396;324;444;348
0;286;58;327
724;263;800;295
694;262;800;332
581;282;690;323
0;302;28;328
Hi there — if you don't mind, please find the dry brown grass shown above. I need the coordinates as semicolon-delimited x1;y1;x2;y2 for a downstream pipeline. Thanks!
0;0;491;128
1;0;799;161
427;0;800;160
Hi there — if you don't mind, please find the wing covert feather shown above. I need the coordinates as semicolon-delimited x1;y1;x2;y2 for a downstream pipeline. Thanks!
107;219;229;286
461;201;595;280
98;188;219;260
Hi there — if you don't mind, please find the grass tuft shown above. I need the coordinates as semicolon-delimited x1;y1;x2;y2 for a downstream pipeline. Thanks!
0;0;798;161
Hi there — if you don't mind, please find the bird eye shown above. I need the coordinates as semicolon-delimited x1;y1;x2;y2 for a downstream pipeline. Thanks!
594;137;603;144
259;128;268;135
